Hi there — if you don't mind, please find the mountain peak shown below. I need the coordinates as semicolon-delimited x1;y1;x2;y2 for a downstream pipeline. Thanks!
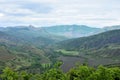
28;25;35;28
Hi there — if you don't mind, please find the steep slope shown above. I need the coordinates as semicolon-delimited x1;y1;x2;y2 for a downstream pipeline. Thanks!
0;44;51;71
0;31;24;46
0;26;66;47
54;29;120;71
57;29;120;50
54;29;120;64
0;27;55;70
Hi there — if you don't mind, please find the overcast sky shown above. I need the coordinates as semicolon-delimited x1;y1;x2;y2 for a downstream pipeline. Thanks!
0;0;120;27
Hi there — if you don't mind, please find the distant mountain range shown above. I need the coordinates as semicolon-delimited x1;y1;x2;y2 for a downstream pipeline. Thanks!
0;24;120;47
41;25;100;38
1;25;120;38
40;25;120;38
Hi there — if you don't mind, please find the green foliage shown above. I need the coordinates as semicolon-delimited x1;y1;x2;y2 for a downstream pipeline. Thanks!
87;66;113;80
67;65;94;80
41;61;66;80
0;64;120;80
0;67;18;80
42;68;66;80
53;61;63;68
56;49;79;56
109;67;120;80
19;71;32;80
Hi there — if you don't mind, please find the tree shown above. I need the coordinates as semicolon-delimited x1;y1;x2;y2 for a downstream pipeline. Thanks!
87;66;113;80
0;67;18;80
42;61;66;80
67;65;94;80
19;71;32;80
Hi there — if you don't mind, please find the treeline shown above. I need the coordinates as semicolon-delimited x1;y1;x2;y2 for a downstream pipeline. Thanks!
0;63;120;80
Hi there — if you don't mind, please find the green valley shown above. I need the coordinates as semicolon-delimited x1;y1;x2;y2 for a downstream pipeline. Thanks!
0;25;120;78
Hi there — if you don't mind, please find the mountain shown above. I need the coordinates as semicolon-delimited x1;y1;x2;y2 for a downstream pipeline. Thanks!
103;25;120;31
0;26;66;47
41;25;101;38
0;27;55;71
0;26;71;72
0;31;24;46
40;25;120;38
53;29;120;71
1;25;120;39
57;29;120;50
0;31;52;71
54;29;120;63
55;29;120;61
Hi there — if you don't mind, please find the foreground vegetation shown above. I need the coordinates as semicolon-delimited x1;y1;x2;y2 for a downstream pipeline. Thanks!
0;62;120;80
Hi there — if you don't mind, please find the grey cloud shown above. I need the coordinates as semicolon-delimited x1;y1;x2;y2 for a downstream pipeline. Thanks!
17;2;53;13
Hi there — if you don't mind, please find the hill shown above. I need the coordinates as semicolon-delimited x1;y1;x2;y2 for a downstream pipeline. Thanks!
0;31;24;46
54;29;120;71
0;26;65;71
41;25;101;38
0;26;66;47
57;29;120;50
103;25;120;31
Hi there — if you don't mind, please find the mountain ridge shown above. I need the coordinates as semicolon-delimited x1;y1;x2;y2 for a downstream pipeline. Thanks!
1;24;120;38
56;29;120;50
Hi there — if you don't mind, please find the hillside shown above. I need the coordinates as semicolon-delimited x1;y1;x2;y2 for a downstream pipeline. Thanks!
54;29;120;71
0;26;66;47
0;26;63;72
57;29;120;50
0;31;24;46
42;25;101;38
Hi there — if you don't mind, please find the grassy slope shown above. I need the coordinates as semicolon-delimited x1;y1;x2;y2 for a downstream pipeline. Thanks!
57;29;120;50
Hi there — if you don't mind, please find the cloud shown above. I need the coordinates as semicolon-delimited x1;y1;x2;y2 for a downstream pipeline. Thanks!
20;3;52;13
0;13;4;17
0;0;120;27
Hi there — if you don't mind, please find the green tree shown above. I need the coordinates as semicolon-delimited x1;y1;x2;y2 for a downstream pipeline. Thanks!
0;67;18;80
30;74;42;80
42;61;66;80
67;65;94;80
19;71;32;80
108;67;120;80
42;68;66;80
87;66;114;80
